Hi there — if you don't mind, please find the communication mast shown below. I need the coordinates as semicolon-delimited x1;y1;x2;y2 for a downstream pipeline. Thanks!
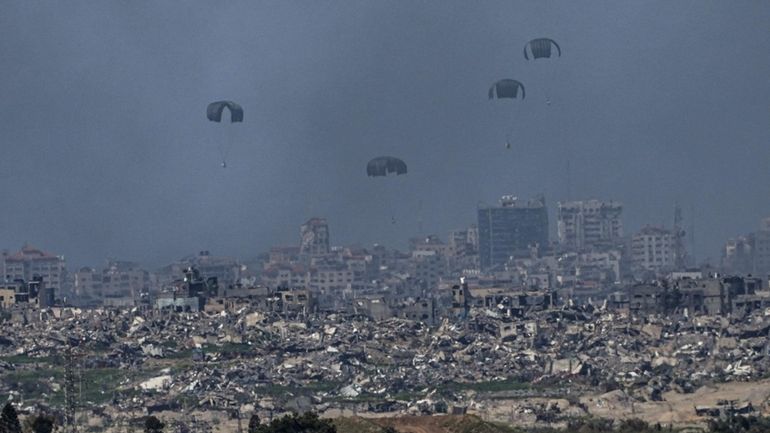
63;346;81;433
673;203;688;269
689;203;696;265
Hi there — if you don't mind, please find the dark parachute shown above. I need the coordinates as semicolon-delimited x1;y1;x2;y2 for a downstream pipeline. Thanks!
207;100;243;167
524;38;561;60
207;101;244;122
488;79;526;100
367;157;407;177
489;80;525;148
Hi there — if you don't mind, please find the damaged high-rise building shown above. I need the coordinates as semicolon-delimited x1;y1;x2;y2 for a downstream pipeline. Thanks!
300;217;331;257
477;195;549;270
556;200;623;251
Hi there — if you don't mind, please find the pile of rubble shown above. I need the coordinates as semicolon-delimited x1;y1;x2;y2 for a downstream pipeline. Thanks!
2;303;770;421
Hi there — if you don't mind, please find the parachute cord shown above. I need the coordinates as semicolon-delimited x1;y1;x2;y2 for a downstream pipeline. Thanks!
545;64;556;106
506;100;520;150
219;124;235;167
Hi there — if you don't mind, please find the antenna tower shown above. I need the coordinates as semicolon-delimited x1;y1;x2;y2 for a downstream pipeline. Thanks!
673;203;688;269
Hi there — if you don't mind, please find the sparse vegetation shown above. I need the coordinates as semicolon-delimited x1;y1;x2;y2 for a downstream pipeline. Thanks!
0;402;22;433
441;378;532;393
708;415;770;433
23;414;55;433
253;412;336;433
249;414;262;433
144;415;164;433
440;415;523;433
0;355;55;365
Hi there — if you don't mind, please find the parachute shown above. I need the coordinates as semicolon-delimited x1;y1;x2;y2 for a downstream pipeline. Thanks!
207;101;244;123
206;100;243;167
367;157;408;229
524;38;561;60
367;156;407;177
524;38;561;105
489;80;526;148
488;79;526;100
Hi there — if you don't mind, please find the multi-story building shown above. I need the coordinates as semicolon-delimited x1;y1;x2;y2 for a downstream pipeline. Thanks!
308;264;353;294
477;195;549;270
448;226;479;257
104;261;151;296
75;261;151;301
276;288;317;315
74;267;103;298
467;225;479;252
0;287;15;308
0;278;50;308
627;275;765;316
557;200;623;251
410;235;449;256
410;250;446;291
723;218;770;277
341;248;376;290
267;246;300;266
194;251;239;290
300;218;330;257
723;236;754;275
158;251;239;293
261;264;310;289
632;226;674;272
3;244;67;290
558;250;622;285
750;229;770;277
447;226;480;274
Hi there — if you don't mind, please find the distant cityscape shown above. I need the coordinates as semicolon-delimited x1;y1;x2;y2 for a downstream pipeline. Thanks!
1;0;768;431
2;194;768;317
4;195;770;431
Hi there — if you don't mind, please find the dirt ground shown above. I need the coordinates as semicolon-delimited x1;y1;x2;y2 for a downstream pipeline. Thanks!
583;378;770;425
478;378;770;428
376;416;445;433
94;379;770;433
369;415;512;433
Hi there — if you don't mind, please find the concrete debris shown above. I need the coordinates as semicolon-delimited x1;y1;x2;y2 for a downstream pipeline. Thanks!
3;277;770;427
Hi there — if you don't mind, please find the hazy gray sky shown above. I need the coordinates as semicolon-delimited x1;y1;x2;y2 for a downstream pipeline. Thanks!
1;1;769;267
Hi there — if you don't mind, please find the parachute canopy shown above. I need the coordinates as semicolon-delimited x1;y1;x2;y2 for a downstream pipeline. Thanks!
367;156;407;177
207;100;244;122
488;79;526;100
524;38;561;60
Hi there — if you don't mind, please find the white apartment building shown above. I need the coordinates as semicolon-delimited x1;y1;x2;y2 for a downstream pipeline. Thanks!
3;244;67;289
632;226;674;272
557;200;623;251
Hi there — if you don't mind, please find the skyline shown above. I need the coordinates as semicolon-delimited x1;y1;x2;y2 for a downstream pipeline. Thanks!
1;1;769;267
0;194;759;270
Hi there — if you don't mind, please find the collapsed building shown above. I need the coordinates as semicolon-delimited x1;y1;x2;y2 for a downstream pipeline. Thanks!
620;275;770;316
3;270;770;431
